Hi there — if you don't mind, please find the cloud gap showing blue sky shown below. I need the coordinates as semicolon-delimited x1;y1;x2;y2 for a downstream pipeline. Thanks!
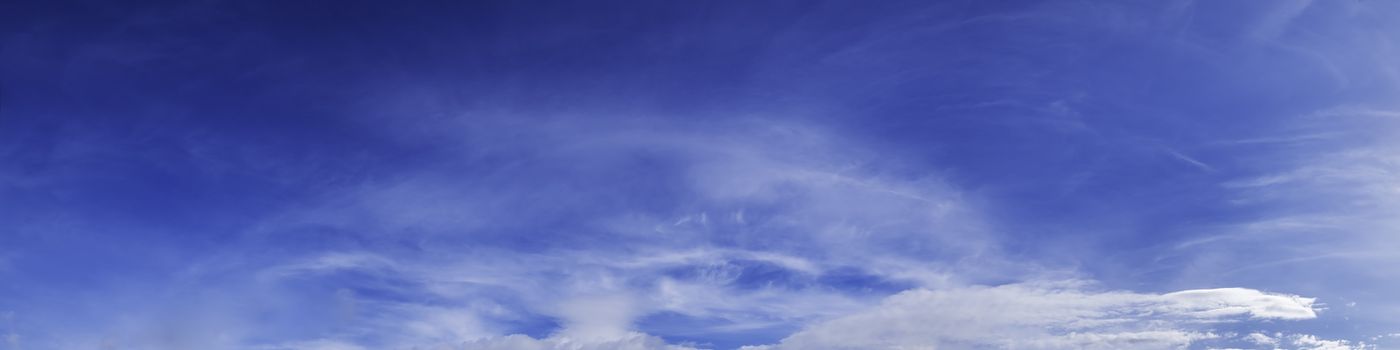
3;0;1400;349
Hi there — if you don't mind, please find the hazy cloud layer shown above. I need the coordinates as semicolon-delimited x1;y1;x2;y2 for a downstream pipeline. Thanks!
4;0;1400;349
746;283;1319;350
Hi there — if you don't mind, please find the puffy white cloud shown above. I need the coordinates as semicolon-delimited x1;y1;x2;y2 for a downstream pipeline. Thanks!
1289;334;1367;350
1160;288;1316;320
554;295;639;342
1245;332;1280;346
745;283;1318;350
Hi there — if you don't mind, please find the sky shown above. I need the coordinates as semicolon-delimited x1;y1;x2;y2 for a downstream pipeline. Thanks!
3;0;1400;349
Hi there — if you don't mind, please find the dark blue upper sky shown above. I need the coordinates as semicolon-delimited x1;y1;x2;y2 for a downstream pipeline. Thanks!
3;1;1399;349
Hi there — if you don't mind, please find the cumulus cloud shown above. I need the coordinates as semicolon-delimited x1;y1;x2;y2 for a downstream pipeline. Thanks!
744;283;1317;350
1289;334;1367;350
1245;332;1280;346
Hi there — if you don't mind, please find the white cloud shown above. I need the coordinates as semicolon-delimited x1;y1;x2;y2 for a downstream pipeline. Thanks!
460;332;698;350
746;283;1317;350
1162;147;1215;172
1246;332;1279;346
1160;288;1316;320
259;252;398;279
554;295;639;342
1290;334;1366;350
213;118;1023;348
1249;0;1314;41
397;305;495;347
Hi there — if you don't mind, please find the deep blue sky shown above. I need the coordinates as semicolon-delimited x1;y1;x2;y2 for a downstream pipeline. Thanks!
3;1;1399;349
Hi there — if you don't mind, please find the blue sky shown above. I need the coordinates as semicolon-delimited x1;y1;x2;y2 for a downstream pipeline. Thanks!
3;1;1399;349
